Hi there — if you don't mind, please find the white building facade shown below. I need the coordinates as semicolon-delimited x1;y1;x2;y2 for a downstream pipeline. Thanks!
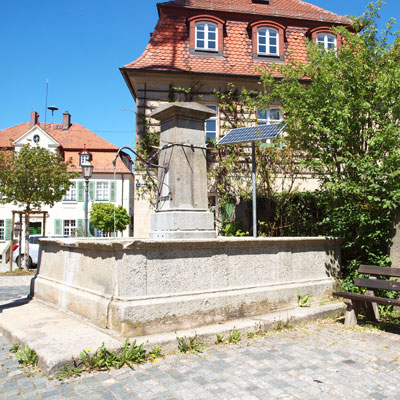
0;111;134;261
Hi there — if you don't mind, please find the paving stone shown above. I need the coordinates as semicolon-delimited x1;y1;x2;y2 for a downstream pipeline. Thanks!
1;277;400;400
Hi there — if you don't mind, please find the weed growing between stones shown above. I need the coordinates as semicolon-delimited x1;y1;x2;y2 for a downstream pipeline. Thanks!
10;344;38;366
57;339;165;380
274;317;293;332
227;330;241;344
58;365;84;379
297;291;311;307
176;335;204;354
214;330;241;345
215;334;225;344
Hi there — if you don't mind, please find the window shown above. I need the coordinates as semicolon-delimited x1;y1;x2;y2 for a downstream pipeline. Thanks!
316;33;337;51
63;182;77;201
33;134;40;144
96;182;109;201
249;21;285;60
258;27;279;56
0;220;4;241
63;220;76;237
205;105;218;142
257;108;282;124
195;22;218;51
80;154;91;165
95;228;107;238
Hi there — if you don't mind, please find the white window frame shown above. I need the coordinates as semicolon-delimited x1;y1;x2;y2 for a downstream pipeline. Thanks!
95;228;108;238
80;154;91;165
316;33;337;51
0;220;4;241
96;181;109;201
205;105;218;142
63;182;77;202
257;27;279;56
63;220;76;237
257;107;282;125
195;22;218;51
257;108;283;146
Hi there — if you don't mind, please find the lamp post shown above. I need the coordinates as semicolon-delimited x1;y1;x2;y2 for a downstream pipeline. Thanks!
81;160;93;237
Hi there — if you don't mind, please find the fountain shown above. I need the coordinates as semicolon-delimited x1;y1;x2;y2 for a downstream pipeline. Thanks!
32;102;341;337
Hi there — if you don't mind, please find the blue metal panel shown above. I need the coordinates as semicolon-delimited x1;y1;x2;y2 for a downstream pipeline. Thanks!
217;123;286;145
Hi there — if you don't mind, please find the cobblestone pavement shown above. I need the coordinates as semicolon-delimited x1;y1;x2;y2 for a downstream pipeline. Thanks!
1;276;400;399
0;275;31;303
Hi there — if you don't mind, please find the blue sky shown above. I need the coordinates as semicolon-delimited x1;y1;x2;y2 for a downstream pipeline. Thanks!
1;0;398;148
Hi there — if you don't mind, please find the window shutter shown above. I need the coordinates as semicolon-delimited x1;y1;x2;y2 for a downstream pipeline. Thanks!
89;182;95;202
110;181;116;202
77;219;84;233
54;219;62;235
5;219;12;240
77;181;84;202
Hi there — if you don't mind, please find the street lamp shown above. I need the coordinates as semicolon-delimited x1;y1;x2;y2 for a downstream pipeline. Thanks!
81;159;93;237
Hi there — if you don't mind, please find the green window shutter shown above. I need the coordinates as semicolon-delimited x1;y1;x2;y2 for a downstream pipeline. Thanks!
110;181;116;202
54;219;62;235
77;219;84;234
5;219;12;240
77;181;84;202
89;182;95;202
221;203;235;223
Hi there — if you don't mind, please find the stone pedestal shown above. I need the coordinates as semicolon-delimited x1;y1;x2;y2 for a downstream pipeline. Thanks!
149;102;216;239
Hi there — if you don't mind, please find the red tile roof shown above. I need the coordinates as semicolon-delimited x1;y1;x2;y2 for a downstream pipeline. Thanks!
0;123;132;174
124;0;350;77
159;0;351;24
0;123;118;150
64;151;131;174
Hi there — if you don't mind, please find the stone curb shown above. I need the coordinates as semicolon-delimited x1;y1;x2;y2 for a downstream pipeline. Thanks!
0;298;344;375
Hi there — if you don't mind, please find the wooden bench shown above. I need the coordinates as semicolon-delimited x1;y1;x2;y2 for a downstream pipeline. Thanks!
333;265;400;327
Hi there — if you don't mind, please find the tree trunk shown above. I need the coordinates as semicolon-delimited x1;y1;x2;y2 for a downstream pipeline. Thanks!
23;208;30;271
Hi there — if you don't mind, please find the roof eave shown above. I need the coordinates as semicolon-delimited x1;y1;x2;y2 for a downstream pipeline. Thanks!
156;2;351;26
119;68;312;84
120;68;137;101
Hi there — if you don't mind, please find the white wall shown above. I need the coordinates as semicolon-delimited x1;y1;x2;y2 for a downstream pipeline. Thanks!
0;173;134;244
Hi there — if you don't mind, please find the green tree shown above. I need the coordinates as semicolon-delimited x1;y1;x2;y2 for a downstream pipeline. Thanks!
257;1;400;286
90;203;130;236
0;144;77;269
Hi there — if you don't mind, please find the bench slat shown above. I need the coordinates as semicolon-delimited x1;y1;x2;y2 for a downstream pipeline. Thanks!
355;277;400;292
359;265;400;277
333;292;400;307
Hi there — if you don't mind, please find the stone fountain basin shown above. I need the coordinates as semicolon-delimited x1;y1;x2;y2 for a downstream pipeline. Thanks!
32;236;341;337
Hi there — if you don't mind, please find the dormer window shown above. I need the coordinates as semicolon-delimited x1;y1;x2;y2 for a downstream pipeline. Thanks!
189;15;224;57
309;27;340;52
258;27;279;56
249;20;285;61
195;22;218;51
79;148;92;166
81;154;91;165
316;33;337;51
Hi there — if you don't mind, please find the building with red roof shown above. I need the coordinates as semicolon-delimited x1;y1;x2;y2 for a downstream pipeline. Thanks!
0;111;134;262
121;0;351;236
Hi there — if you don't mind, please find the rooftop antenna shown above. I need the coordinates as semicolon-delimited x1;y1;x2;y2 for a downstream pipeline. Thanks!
47;106;58;125
44;79;49;125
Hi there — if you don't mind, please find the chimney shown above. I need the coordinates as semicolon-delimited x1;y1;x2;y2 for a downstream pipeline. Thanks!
63;111;71;130
30;111;39;127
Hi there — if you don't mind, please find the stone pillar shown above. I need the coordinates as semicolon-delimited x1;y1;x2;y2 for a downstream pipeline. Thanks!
149;102;216;239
